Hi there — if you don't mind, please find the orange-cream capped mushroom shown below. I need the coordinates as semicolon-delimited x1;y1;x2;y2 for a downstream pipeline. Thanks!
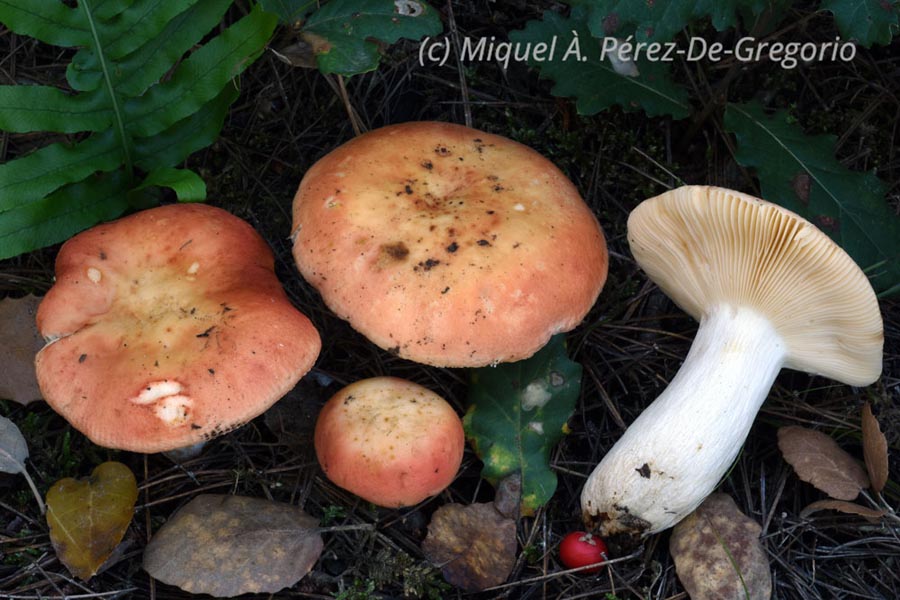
35;204;321;453
314;377;465;507
291;122;608;367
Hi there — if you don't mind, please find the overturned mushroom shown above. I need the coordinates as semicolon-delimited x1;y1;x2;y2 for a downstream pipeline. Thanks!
35;204;321;453
582;186;883;541
291;121;608;367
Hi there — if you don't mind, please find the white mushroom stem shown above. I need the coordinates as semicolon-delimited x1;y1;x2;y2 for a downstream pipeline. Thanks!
582;304;787;537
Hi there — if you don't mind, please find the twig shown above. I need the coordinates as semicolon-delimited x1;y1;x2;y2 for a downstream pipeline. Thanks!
445;0;472;127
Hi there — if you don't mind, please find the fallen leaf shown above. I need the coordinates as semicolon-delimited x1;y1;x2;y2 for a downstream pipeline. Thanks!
0;415;28;474
861;402;889;493
799;499;886;522
422;502;516;592
0;295;45;405
464;335;582;516
777;426;869;500
493;473;522;520
0;416;44;512
670;494;772;600
143;494;323;597
46;461;138;580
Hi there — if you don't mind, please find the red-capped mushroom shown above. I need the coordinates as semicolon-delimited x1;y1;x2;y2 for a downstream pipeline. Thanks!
291;121;608;367
35;204;321;453
314;376;465;507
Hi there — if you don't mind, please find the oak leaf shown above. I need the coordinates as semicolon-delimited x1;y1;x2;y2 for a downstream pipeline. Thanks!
670;494;771;600
143;494;323;597
800;499;886;522
422;502;516;592
861;402;889;493
0;415;44;512
777;425;869;500
0;295;45;405
46;461;138;580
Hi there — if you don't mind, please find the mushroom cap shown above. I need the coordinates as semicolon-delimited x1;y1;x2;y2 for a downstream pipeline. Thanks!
291;121;608;367
35;204;322;453
314;376;465;507
628;185;883;385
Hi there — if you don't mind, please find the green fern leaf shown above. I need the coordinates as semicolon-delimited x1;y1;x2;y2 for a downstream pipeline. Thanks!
0;1;91;47
0;172;131;260
134;86;239;172
125;7;277;137
0;131;121;211
0;0;277;259
0;87;113;133
135;168;207;203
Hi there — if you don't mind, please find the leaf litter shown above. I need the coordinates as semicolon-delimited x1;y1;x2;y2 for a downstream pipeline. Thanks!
143;494;323;597
0;294;45;405
777;425;869;500
670;493;771;600
46;461;138;580
0;415;45;513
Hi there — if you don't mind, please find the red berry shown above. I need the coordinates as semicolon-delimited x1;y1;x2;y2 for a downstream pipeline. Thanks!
558;531;608;574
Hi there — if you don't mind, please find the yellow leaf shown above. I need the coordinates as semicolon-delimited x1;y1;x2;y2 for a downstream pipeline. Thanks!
46;461;138;580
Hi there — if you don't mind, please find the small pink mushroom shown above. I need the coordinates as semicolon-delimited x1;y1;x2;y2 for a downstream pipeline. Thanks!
314;377;465;507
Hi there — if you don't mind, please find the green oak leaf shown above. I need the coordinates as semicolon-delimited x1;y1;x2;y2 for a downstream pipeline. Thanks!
509;8;691;118
300;0;442;76
821;0;899;47
464;335;582;516
569;0;775;42
724;100;900;296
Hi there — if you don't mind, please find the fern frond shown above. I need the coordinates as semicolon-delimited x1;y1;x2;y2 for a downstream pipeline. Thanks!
0;0;277;259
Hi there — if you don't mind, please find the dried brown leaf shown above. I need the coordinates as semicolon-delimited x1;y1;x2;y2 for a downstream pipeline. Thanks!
861;402;889;493
670;494;771;600
777;425;868;500
0;295;45;405
422;502;516;592
799;499;886;522
46;462;138;580
143;494;323;597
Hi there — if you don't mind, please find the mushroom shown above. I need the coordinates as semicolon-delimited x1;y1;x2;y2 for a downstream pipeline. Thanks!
314;376;465;507
291;121;608;367
34;204;322;453
581;185;883;540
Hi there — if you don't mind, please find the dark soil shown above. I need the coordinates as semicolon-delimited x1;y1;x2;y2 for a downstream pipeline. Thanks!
1;2;899;599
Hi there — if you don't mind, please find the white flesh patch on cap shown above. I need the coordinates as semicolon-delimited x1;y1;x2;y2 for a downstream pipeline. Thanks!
154;395;193;425
87;267;102;283
187;262;200;275
132;380;183;404
513;203;526;211
130;380;195;427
